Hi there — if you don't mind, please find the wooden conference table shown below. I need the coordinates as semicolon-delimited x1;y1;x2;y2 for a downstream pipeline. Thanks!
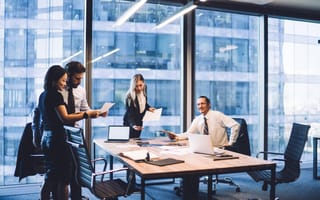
93;137;276;200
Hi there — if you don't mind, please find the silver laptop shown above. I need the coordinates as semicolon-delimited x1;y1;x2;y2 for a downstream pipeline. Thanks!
188;134;215;155
106;125;130;142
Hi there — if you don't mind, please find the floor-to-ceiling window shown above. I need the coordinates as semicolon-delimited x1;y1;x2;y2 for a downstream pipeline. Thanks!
0;0;184;187
91;1;182;143
0;0;84;186
268;18;320;159
194;9;263;155
1;0;320;189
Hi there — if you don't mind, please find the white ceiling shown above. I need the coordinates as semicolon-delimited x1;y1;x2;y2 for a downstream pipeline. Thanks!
228;0;320;11
201;0;320;19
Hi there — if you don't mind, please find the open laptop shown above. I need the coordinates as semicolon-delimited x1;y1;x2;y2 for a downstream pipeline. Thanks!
188;134;223;155
106;125;130;142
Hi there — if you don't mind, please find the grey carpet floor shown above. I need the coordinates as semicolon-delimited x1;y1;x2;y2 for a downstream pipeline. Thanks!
1;168;319;200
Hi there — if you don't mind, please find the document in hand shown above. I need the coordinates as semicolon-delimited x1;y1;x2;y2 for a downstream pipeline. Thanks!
159;130;178;138
119;150;159;162
99;102;115;114
142;108;162;121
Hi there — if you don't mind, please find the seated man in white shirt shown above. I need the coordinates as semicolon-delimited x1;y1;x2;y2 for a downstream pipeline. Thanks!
168;95;240;148
168;95;240;199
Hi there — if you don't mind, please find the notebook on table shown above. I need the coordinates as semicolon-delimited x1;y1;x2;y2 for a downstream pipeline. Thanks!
212;154;239;161
146;158;184;166
105;125;130;142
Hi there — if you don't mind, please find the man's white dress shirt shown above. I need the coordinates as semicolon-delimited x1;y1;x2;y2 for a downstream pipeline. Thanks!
60;85;90;127
182;110;240;147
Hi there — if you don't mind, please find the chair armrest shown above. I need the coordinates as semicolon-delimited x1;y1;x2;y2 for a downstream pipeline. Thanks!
30;153;45;157
91;157;108;181
66;140;83;148
92;167;129;183
92;157;106;163
94;167;128;177
256;151;284;158
271;158;286;163
91;157;107;170
91;167;134;197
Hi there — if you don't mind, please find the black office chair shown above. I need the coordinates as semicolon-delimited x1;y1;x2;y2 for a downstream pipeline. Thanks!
225;118;251;156
203;118;251;194
65;125;135;200
248;122;310;191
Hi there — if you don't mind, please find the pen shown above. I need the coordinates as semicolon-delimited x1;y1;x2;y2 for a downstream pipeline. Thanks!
145;152;150;161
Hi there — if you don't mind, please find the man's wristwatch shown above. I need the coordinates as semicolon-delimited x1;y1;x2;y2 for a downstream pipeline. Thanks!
83;112;89;119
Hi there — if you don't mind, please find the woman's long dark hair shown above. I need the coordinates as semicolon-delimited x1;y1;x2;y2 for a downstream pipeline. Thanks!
44;65;66;91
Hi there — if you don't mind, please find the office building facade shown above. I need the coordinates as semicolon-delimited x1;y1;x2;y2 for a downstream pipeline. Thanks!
0;0;319;186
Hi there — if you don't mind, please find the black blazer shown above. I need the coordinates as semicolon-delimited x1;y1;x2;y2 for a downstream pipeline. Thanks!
123;97;150;138
14;122;44;181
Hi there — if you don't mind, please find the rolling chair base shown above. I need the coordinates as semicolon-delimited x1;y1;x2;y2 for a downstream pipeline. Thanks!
173;176;240;197
202;176;240;194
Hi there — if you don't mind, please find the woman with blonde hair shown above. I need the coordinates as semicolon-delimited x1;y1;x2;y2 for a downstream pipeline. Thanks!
123;74;155;138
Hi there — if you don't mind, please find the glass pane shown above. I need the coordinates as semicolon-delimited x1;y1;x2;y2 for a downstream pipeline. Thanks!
268;18;320;161
195;9;262;155
0;0;84;186
91;1;182;144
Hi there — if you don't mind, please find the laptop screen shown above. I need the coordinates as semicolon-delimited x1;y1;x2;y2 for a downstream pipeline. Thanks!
107;125;130;141
188;134;214;155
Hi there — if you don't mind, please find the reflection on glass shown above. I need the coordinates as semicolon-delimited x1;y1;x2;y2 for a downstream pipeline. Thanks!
91;1;182;141
268;18;320;156
195;9;261;155
1;0;84;186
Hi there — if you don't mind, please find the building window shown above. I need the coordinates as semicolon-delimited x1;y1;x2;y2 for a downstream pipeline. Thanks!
195;9;262;155
268;18;320;156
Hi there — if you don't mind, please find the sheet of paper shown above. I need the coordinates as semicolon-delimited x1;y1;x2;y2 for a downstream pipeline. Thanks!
159;145;181;150
117;144;140;148
120;150;159;161
99;102;114;113
160;147;190;156
142;108;162;121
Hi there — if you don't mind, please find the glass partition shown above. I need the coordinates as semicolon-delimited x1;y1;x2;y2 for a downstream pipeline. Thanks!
0;0;84;185
195;9;263;155
91;1;182;140
268;18;320;159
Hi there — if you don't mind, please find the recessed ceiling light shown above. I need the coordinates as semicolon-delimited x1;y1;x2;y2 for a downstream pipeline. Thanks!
231;0;273;5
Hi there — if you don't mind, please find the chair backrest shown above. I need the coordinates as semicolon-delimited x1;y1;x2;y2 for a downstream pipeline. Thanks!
226;118;251;156
279;123;310;181
284;123;310;162
65;125;94;189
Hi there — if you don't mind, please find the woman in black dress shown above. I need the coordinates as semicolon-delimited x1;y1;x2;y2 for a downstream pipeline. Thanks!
38;65;97;199
123;74;155;138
